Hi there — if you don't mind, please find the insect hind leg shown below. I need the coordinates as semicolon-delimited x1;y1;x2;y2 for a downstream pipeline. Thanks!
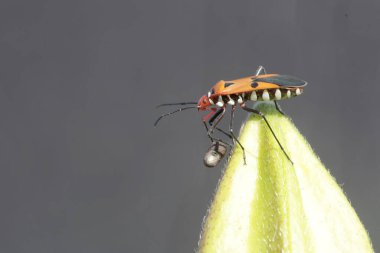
274;101;285;115
240;104;293;165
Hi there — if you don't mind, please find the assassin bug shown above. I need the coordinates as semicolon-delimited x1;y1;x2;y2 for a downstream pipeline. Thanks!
155;66;307;165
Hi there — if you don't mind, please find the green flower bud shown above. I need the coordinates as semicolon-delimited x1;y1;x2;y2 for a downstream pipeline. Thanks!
198;102;373;253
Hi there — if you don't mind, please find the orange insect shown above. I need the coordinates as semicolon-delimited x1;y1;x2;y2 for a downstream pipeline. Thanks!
155;66;307;165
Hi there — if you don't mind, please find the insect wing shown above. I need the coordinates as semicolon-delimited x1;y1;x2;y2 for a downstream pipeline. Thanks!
218;78;254;95
254;74;307;88
219;78;279;95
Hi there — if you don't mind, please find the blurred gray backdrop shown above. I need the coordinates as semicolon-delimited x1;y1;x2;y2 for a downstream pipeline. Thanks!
1;0;379;252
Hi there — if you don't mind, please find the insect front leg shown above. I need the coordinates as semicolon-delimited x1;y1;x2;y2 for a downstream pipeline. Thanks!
202;108;219;142
208;108;224;127
240;103;293;165
204;107;234;151
203;108;231;143
208;107;245;160
207;107;226;139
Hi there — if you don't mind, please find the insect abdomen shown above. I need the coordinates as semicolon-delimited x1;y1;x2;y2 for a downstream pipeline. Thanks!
247;87;303;102
209;87;304;107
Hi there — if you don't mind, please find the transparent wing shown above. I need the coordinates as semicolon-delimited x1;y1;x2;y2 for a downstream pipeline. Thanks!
254;75;307;87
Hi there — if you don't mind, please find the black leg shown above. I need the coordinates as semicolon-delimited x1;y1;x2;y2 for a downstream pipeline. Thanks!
229;106;247;165
209;108;233;141
205;120;234;142
274;101;285;115
202;108;222;142
203;108;233;146
202;108;230;145
203;122;214;142
215;127;232;140
240;104;293;165
204;107;248;164
209;108;224;126
207;108;226;137
203;122;234;148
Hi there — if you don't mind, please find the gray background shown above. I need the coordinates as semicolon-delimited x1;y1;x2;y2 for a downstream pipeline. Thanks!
0;0;379;252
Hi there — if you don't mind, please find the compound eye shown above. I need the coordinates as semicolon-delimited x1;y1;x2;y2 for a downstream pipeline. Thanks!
203;99;207;104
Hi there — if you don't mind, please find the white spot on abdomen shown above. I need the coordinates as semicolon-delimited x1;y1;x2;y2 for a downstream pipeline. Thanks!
262;90;270;101
296;88;301;95
275;89;281;100
287;90;291;98
227;95;235;105
237;96;243;104
216;96;224;107
250;91;257;101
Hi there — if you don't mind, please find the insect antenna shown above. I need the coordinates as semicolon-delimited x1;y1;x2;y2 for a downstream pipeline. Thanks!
156;102;197;108
154;106;197;126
